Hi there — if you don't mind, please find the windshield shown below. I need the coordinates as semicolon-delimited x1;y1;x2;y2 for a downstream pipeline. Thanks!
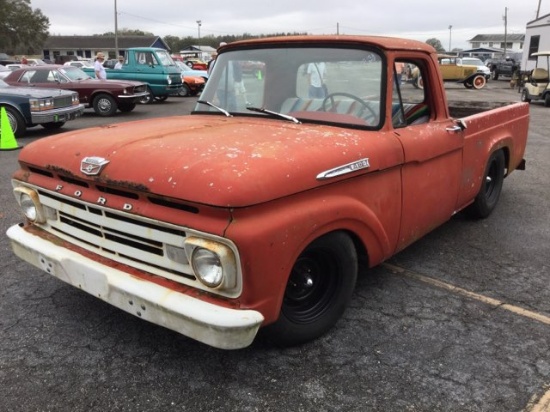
156;50;176;66
195;47;384;128
60;67;91;80
462;58;484;66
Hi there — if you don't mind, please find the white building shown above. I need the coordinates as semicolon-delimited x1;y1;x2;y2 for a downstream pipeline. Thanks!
522;12;550;71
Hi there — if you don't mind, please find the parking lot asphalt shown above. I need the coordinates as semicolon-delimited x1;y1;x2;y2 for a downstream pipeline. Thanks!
0;80;549;412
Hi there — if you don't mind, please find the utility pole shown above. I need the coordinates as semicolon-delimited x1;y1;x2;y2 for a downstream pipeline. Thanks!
503;7;508;58
537;0;542;18
196;20;202;44
114;0;119;58
448;25;452;52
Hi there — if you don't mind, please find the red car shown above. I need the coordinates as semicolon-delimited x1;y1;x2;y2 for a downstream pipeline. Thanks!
184;58;208;70
4;65;149;116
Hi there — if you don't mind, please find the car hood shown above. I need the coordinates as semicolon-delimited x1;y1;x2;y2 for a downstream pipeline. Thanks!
0;84;75;98
82;78;146;87
17;115;403;207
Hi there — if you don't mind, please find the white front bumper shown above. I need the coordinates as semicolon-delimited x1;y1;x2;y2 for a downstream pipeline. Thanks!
6;224;263;350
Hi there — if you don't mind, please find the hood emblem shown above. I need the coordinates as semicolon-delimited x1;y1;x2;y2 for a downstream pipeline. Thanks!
81;156;110;176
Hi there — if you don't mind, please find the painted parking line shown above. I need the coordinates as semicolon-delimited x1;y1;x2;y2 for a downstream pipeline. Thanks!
382;263;550;326
382;263;550;412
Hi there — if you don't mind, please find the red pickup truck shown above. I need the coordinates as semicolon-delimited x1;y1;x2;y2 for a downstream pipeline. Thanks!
7;35;529;350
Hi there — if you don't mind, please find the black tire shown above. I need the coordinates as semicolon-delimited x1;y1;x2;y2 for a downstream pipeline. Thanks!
93;93;118;116
138;87;154;104
466;150;505;219
545;94;550;107
2;106;26;137
118;103;136;113
41;121;65;130
154;95;169;102
263;231;358;346
520;89;531;103
464;81;474;89
178;84;191;97
491;70;499;81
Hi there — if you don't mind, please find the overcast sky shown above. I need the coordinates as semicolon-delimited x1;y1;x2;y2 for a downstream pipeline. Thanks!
30;0;548;50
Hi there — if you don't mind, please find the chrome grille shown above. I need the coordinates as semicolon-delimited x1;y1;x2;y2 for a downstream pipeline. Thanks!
37;189;199;284
53;95;74;108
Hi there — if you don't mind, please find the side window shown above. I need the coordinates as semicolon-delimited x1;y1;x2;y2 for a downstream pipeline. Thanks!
21;71;35;83
393;61;430;128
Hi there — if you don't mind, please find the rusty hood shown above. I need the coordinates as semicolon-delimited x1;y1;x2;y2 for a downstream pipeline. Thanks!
17;115;403;207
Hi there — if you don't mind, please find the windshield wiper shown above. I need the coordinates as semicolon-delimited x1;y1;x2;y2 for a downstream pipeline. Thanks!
196;100;232;117
246;106;300;124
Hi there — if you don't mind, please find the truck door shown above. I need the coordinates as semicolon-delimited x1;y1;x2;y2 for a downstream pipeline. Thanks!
392;60;463;252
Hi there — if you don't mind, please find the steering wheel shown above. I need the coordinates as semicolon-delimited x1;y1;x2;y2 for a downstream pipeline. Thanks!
320;92;377;124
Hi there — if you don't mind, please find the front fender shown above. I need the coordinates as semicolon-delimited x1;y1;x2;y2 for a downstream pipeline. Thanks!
225;172;401;324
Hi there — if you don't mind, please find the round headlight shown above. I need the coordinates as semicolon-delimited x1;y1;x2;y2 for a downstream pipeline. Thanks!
19;193;38;221
192;248;223;287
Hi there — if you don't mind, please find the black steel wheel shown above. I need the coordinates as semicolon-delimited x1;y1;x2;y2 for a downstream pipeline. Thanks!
466;149;505;218
263;231;358;346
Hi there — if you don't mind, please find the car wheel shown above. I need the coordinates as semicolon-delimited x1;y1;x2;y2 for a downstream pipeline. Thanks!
491;70;499;81
2;106;26;137
545;94;550;107
118;103;136;113
138;87;154;104
41;121;66;130
93;94;117;116
262;231;358;347
520;89;531;103
186;61;193;67
466;150;505;219
178;84;191;97
154;95;168;102
472;75;486;89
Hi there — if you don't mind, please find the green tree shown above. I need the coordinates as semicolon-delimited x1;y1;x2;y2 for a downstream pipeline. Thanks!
425;38;446;53
0;0;49;54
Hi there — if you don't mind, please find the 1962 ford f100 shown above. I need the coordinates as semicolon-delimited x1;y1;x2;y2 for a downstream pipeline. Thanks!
7;35;529;349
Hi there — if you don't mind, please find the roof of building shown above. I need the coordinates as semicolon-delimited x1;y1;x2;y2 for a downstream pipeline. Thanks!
43;35;171;51
468;34;525;42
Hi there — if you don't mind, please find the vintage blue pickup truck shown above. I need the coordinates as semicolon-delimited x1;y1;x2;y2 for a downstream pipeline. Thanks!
83;47;182;103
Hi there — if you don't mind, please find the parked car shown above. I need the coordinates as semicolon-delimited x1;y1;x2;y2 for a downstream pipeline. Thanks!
5;64;29;71
103;59;118;69
175;60;208;81
486;54;521;80
436;54;488;89
64;60;94;68
0;65;10;79
26;58;47;66
179;75;205;97
184;58;208;70
0;79;84;137
4;65;149;116
457;57;491;79
0;52;18;65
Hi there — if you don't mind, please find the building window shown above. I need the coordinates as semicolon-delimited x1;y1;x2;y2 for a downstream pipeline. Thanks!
528;35;540;59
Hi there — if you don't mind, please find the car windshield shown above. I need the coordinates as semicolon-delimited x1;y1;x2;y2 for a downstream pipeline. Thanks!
175;61;191;72
156;50;176;66
195;46;384;128
60;66;92;80
462;58;484;66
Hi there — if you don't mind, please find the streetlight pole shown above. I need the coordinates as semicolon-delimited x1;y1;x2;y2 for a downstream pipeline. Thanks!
448;25;452;53
196;20;202;44
114;0;119;58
